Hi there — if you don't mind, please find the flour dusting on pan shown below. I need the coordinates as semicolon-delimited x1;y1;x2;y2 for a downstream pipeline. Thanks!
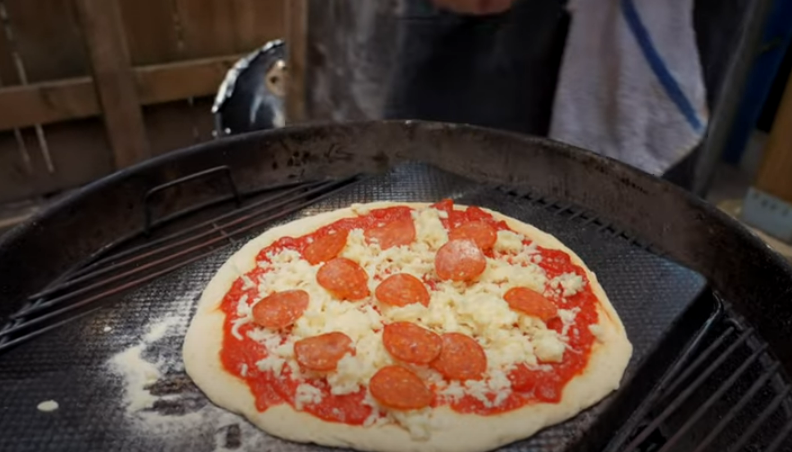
107;288;309;451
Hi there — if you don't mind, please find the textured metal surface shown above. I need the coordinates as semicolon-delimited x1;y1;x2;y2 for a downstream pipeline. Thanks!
612;313;792;452
0;163;708;451
0;178;360;354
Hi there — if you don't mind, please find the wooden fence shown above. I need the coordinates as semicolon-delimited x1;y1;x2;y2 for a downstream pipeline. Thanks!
0;0;286;203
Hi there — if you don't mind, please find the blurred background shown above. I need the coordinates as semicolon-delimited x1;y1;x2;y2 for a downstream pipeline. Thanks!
0;0;791;257
0;0;286;232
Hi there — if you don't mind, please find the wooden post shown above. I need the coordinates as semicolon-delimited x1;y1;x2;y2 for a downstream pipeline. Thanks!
741;71;792;244
75;0;150;168
755;72;792;202
285;0;308;123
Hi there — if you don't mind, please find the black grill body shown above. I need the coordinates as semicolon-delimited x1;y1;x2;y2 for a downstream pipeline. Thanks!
0;121;790;451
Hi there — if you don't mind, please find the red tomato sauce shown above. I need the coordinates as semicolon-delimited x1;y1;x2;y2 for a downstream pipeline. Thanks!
218;201;598;422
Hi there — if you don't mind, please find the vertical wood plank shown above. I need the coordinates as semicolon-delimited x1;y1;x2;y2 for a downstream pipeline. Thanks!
28;119;114;193
0;120;113;203
0;129;38;201
174;0;236;59
756;72;792;202
144;97;215;156
231;0;286;52
0;20;19;85
74;0;150;168
117;0;180;66
191;97;217;144
286;0;308;123
2;0;89;82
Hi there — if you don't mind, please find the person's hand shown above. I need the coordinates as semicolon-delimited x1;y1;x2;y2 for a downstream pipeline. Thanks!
431;0;515;15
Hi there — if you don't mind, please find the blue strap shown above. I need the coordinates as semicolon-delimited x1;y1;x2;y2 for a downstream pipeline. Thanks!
621;0;705;133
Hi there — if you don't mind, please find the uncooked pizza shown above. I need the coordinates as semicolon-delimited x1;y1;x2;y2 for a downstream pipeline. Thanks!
183;200;632;452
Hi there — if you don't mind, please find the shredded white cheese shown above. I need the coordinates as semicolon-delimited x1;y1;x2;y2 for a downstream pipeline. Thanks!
494;230;524;254
294;383;324;410
243;246;392;395
351;203;370;215
340;229;436;291
241;274;255;290
558;307;581;337
533;329;566;363
550;272;585;297
482;258;547;293
230;294;251;340
37;400;59;412
389;408;434;440
326;333;393;395
467;369;513;408
589;324;606;342
412;208;449;250
256;355;285;375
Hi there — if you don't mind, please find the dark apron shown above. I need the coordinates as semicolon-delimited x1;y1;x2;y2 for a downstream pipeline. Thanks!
384;0;752;188
385;0;569;137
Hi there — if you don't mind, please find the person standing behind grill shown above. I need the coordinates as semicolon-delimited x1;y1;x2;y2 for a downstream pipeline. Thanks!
385;0;709;187
385;0;562;137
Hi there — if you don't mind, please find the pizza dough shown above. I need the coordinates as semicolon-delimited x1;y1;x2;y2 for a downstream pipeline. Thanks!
183;202;632;452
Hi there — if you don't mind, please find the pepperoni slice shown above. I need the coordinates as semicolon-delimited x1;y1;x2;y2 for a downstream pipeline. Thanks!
431;333;487;381
448;221;497;250
252;290;309;329
303;230;349;265
504;287;558;321
382;322;442;364
463;206;495;222
375;274;430;307
369;365;433;410
434;239;487;281
364;218;416;249
294;332;354;371
317;258;370;301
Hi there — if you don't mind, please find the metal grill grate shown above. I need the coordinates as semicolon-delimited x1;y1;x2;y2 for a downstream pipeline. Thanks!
0;168;362;353
497;186;659;254
607;304;792;452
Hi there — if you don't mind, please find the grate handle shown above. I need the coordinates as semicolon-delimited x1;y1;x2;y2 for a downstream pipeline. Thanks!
143;166;241;235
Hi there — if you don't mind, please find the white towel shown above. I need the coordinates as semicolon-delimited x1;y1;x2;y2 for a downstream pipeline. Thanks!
549;0;709;175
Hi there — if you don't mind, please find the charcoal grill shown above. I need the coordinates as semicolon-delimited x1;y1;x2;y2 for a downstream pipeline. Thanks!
1;121;791;452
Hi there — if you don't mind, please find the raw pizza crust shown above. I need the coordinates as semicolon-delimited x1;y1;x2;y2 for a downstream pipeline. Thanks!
183;202;633;452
